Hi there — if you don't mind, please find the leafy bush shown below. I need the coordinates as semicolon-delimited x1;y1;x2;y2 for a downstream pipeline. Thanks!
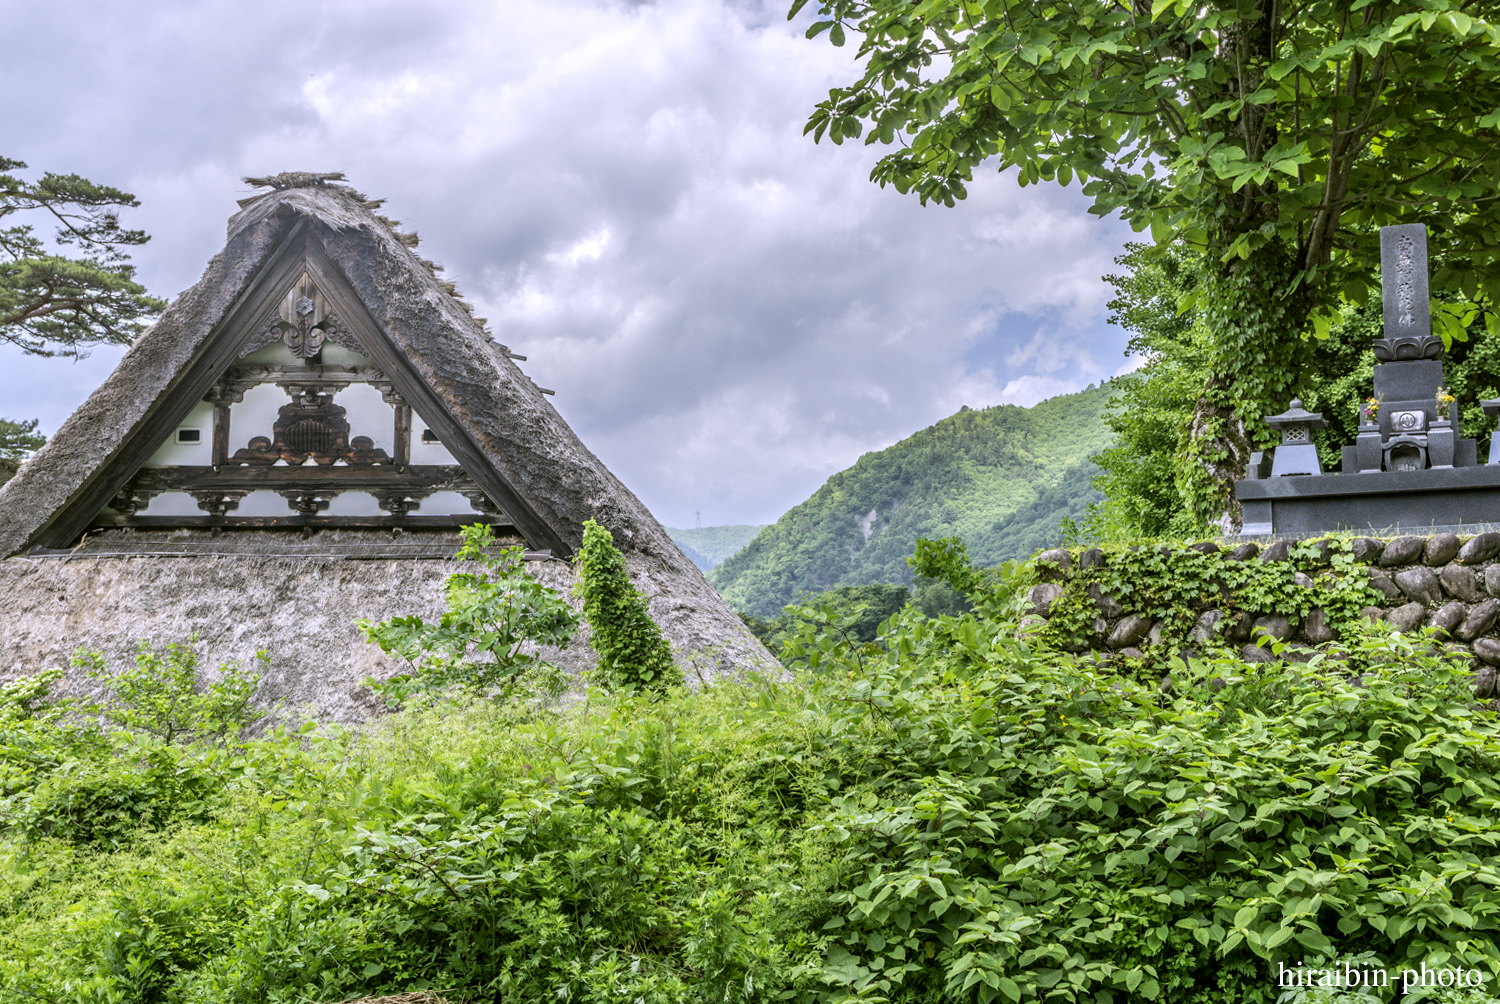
2;639;267;848
360;523;580;707
78;636;267;745
6;546;1500;1002
783;604;1500;1004
575;518;681;691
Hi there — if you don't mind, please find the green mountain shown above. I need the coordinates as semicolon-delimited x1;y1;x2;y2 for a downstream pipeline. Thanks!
664;525;767;571
709;385;1114;616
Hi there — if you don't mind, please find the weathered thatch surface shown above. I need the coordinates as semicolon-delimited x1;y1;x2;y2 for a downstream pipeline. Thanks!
0;532;770;724
0;175;776;709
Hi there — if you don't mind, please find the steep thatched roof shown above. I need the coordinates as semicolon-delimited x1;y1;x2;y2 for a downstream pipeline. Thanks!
0;173;681;566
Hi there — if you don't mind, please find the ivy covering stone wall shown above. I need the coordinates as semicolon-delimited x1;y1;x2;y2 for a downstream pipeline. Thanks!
1020;531;1500;698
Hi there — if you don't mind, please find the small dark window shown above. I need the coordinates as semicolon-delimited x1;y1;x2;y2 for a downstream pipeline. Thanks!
176;428;201;444
421;429;441;444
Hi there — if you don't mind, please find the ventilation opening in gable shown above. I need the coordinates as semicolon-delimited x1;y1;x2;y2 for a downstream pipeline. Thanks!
176;428;201;444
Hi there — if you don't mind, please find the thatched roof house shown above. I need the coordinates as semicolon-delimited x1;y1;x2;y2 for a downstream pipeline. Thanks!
0;173;772;720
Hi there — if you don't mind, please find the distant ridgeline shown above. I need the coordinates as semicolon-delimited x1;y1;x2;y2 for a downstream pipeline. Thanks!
711;385;1115;617
664;524;766;572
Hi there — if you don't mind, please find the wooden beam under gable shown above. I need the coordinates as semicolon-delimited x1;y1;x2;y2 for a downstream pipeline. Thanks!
300;233;571;556
33;221;313;550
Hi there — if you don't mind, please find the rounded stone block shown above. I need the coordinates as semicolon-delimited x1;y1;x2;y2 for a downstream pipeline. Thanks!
1475;666;1498;699
1473;637;1500;666
1386;602;1428;633
1440;564;1484;603
1223;611;1254;643
1425;533;1462;566
1379;536;1426;567
1360;605;1385;622
1188;541;1219;555
1367;568;1403;603
1227;543;1259;561
1107;613;1152;650
1394;566;1442;606
1429;600;1467;639
1079;547;1105;569
1086;583;1124;619
1035;548;1073;581
1190;608;1222;645
1458;531;1500;566
1351;537;1386;564
1116;646;1145;660
1486;564;1500;599
1026;583;1064;617
1293;571;1315;589
1459;598;1500;642
1251;613;1293;643
1240;642;1277;664
1301;607;1336;644
1259;541;1292;563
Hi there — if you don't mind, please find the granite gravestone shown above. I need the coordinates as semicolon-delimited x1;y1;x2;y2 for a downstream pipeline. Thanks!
1235;223;1500;535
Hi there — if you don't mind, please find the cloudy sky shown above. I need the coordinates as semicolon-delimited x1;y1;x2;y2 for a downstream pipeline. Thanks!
1;0;1133;528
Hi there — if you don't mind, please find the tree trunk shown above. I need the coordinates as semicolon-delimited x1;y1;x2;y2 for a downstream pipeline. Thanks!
1180;243;1308;532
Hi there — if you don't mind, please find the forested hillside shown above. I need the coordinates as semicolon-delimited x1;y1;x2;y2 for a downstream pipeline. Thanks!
663;525;766;571
710;385;1113;616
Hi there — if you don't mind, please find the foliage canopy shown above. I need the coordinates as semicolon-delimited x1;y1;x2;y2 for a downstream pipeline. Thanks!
1;156;165;358
0;415;44;484
794;0;1500;525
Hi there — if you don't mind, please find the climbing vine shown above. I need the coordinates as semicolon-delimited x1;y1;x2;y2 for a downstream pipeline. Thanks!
1037;538;1383;662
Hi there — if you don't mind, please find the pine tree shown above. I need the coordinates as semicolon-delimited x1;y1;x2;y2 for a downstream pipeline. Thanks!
1;158;165;358
0;417;44;484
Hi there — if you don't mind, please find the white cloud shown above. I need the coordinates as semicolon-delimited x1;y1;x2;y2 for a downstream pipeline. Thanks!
0;0;1132;527
548;228;612;266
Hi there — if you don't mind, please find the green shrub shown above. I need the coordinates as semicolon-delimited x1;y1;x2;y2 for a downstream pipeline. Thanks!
782;602;1500;1003
575;519;681;691
1;640;266;848
78;636;267;745
7;545;1500;1003
360;523;580;708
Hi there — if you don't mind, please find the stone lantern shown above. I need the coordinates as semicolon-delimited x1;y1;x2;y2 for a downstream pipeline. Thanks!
1265;397;1326;477
1478;397;1500;466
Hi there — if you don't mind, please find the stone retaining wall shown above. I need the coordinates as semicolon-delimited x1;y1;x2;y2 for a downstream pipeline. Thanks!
1020;532;1500;698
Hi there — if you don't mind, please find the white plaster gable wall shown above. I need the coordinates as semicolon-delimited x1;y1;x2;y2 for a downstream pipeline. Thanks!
227;383;288;454
337;383;397;453
324;490;382;516
411;411;459;465
145;400;215;466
